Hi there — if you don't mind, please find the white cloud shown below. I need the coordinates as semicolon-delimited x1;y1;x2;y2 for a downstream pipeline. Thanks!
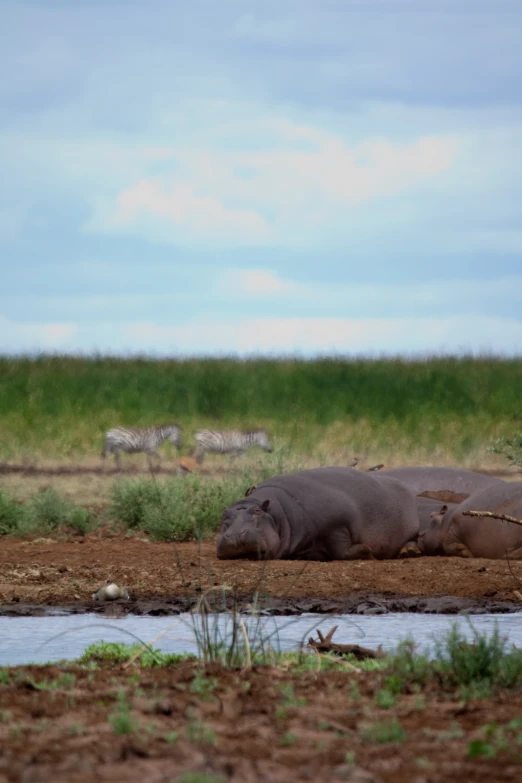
108;179;273;246
97;118;458;247
224;269;297;296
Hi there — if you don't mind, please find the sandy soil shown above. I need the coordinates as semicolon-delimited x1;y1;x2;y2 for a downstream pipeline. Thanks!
1;534;522;616
1;657;521;783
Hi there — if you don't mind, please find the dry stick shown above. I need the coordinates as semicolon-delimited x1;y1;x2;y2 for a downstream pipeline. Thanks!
463;509;522;527
307;625;385;660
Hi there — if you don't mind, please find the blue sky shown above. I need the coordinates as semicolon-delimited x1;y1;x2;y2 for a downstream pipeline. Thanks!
2;0;522;356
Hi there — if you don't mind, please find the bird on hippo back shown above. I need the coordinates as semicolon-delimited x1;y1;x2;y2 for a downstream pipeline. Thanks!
420;481;522;560
216;466;419;561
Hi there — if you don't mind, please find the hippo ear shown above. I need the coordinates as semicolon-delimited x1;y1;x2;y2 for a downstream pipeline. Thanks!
261;499;270;512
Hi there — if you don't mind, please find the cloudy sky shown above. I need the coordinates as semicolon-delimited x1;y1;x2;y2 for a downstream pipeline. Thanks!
2;0;522;356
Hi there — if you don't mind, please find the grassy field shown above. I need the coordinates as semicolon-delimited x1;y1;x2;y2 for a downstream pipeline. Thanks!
0;354;520;468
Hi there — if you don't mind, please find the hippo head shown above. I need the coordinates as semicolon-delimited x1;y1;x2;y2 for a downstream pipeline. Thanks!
216;499;280;560
418;504;449;555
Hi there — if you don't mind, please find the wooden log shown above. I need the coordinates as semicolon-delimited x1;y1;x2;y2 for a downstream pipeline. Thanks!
307;626;386;659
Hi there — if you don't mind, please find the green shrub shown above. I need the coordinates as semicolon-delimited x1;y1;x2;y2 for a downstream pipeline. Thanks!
434;623;508;687
0;490;29;535
109;474;249;541
489;433;522;467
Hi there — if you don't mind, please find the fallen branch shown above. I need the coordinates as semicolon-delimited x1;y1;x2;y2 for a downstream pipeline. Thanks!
463;509;522;527
307;626;385;659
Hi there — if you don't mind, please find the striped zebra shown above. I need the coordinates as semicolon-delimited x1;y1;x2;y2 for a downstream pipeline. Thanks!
193;428;272;463
101;424;182;470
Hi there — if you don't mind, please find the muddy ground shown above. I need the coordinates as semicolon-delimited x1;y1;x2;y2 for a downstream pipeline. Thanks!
2;466;522;782
1;463;522;616
1;534;522;616
1;657;522;783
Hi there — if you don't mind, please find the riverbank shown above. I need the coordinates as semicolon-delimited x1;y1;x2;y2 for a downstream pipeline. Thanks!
1;633;522;783
1;536;522;616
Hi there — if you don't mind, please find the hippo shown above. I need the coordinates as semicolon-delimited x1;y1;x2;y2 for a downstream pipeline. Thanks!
431;481;522;559
415;498;458;555
216;466;419;561
378;467;503;504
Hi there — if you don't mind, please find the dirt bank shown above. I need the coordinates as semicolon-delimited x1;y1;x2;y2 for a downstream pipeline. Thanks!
1;657;521;783
1;535;522;616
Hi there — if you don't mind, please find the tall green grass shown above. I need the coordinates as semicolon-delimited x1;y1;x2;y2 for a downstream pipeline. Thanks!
0;355;520;463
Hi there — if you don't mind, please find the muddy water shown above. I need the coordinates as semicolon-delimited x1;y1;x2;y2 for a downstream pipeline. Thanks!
1;612;522;666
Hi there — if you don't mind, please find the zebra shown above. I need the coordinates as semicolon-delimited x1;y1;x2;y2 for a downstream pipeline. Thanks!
192;428;272;463
101;424;182;470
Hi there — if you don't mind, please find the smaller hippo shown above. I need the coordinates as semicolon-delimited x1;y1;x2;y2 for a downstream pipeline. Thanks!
440;481;522;559
416;499;458;555
217;467;419;561
398;496;459;556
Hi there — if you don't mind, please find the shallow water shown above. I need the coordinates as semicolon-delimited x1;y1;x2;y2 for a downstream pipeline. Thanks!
1;612;522;666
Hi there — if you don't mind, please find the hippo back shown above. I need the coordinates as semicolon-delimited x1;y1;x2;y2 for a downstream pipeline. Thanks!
379;467;503;503
244;467;419;560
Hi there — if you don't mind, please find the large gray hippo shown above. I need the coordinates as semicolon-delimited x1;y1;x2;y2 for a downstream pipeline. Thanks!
216;467;419;561
424;481;522;559
378;467;503;504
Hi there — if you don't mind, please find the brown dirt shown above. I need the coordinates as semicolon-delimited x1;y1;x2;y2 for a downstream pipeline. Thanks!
1;534;522;616
1;657;522;782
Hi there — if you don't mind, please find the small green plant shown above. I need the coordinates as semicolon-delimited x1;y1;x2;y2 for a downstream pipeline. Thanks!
109;691;137;735
186;713;217;746
374;688;396;709
279;682;307;707
280;731;297;746
388;638;430;690
438;722;464;742
79;640;191;668
468;739;497;759
360;718;406;744
163;731;178;744
0;710;11;723
0;669;10;685
189;671;218;701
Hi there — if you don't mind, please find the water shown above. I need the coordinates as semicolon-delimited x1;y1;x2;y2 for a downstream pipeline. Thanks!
1;612;522;666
